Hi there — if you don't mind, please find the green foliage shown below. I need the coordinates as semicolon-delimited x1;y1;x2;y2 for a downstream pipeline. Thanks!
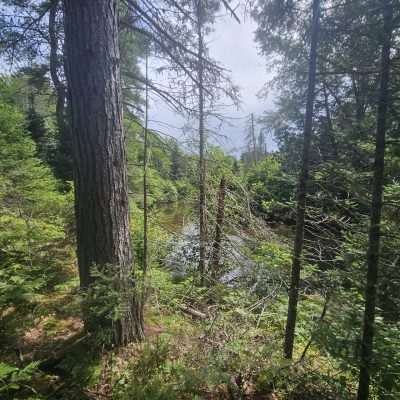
114;335;233;400
248;240;292;297
0;361;41;399
312;218;400;398
257;363;354;400
113;338;178;400
0;73;59;168
82;266;122;344
125;118;194;207
253;240;292;270
245;155;295;217
0;98;72;311
57;344;102;389
130;202;170;268
318;283;400;399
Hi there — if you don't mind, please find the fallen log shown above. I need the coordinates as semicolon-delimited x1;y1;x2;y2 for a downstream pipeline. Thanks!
38;331;89;371
179;305;207;320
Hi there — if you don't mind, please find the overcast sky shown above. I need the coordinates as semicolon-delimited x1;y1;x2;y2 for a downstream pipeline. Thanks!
147;13;276;156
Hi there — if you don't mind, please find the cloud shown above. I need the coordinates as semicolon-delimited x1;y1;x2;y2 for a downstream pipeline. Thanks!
148;14;276;155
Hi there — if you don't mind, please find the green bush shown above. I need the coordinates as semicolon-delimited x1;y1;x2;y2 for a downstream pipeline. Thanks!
113;338;177;400
0;99;71;311
245;156;295;216
0;361;42;400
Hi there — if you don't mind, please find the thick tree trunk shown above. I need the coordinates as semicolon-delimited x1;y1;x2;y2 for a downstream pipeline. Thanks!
197;0;207;285
211;176;226;281
357;2;392;399
284;0;320;360
64;0;144;344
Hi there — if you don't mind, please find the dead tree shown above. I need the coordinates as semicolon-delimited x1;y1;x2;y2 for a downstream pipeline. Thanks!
211;176;227;281
196;0;207;285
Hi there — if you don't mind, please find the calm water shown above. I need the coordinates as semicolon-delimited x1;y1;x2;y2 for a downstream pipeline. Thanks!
154;200;194;233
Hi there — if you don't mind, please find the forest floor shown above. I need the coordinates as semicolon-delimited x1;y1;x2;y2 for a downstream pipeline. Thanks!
1;259;355;400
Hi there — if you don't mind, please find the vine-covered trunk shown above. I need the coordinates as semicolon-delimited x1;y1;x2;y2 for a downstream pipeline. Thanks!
64;0;144;344
284;0;320;360
357;2;392;398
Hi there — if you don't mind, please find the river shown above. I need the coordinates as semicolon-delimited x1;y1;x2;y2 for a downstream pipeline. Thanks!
156;201;257;284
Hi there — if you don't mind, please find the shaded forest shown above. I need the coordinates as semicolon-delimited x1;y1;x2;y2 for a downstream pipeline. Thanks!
0;0;400;399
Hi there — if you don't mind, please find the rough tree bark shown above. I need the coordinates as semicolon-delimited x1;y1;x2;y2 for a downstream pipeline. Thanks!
197;0;207;285
357;2;392;398
284;0;321;360
211;176;226;281
63;0;144;344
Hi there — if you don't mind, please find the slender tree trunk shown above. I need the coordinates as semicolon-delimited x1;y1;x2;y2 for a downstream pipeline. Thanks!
322;82;338;160
357;2;392;398
284;0;320;360
49;0;72;181
263;131;268;155
49;0;65;133
211;176;226;281
64;0;144;344
299;294;330;362
143;50;149;277
197;0;207;285
140;49;150;322
251;113;257;164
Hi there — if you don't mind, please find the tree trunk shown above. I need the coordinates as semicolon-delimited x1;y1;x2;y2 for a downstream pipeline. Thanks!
49;0;73;181
284;0;320;360
251;113;257;164
211;176;226;281
357;2;392;398
63;0;144;344
140;49;149;323
197;0;207;285
49;0;65;133
143;50;149;277
322;82;338;160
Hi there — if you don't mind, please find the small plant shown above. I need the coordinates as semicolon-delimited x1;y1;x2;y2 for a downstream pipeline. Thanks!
114;338;176;400
82;264;141;345
0;361;41;400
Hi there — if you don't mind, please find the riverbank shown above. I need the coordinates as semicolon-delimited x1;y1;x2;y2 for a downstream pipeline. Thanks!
1;201;358;399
